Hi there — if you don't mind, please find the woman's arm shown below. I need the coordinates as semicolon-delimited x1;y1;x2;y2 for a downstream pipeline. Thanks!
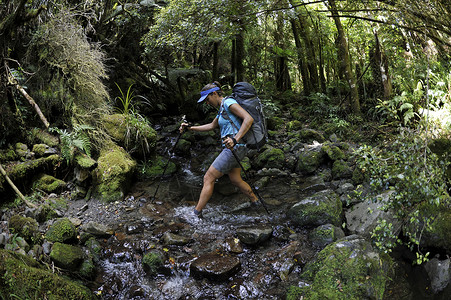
228;103;253;144
180;117;219;133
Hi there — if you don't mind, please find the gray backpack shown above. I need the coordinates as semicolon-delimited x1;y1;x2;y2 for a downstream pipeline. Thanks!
222;82;267;150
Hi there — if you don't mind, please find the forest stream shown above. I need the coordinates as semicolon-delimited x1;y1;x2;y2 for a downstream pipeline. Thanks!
56;126;448;300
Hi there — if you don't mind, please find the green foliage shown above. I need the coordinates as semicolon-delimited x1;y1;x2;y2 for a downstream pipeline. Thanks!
49;125;94;164
354;128;451;263
375;92;417;126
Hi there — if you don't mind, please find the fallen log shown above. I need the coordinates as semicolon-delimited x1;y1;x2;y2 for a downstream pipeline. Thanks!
0;163;37;208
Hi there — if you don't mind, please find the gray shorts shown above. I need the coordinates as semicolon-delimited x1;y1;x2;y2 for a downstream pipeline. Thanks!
212;146;248;174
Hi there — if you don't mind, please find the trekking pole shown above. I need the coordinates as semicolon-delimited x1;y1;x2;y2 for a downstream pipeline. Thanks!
230;149;270;215
152;116;187;200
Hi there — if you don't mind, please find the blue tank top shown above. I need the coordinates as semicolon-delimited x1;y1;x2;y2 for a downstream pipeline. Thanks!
217;98;242;140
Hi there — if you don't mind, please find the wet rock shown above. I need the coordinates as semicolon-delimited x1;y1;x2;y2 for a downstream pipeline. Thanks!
190;253;241;280
80;221;113;237
308;224;345;248
424;257;451;293
236;225;273;246
142;249;165;276
50;242;84;270
224;237;244;253
345;190;401;238
287;189;342;227
45;218;77;243
126;223;144;234
162;232;190;246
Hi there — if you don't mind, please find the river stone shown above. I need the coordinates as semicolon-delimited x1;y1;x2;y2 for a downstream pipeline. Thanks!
224;237;243;253
50;242;84;270
80;221;113;237
190;253;241;280
345;190;401;238
424;258;451;293
162;232;190;246
236;225;273;245
287;189;342;227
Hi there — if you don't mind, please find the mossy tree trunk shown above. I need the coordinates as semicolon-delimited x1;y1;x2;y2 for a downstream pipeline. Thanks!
328;0;361;114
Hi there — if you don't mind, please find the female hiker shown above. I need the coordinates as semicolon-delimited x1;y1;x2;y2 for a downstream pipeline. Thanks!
179;82;260;218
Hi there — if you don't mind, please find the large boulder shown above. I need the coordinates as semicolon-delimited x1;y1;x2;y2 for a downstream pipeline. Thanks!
345;190;401;239
287;190;342;227
93;145;137;202
287;235;393;300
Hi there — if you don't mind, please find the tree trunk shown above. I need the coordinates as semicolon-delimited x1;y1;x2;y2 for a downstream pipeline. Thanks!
212;41;219;80
235;29;245;82
291;19;312;94
371;31;392;100
0;164;37;208
328;0;360;113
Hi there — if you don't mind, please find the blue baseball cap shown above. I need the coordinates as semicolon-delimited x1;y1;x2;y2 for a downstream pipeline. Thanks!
198;87;220;103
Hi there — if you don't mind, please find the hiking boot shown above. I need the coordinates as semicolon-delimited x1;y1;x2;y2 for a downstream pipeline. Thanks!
250;200;262;208
194;208;203;219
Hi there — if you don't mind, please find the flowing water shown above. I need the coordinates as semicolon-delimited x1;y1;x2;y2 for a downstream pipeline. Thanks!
89;159;314;300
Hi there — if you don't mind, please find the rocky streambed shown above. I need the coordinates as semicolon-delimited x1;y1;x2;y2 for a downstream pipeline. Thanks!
1;122;451;299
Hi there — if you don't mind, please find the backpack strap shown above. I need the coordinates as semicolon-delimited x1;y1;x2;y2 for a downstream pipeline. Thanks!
220;98;241;134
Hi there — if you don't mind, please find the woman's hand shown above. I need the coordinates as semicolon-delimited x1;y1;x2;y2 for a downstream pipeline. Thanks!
223;136;237;149
179;122;190;133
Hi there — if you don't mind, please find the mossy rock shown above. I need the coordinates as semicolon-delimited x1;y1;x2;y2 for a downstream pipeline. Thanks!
50;242;84;270
33;173;66;193
0;249;95;299
45;218;77;243
254;146;285;169
332;160;353;179
300;128;325;143
0;145;18;162
142;249;165;276
174;138;192;156
267;116;285;131
79;257;96;279
102;114;127;141
286;120;303;132
297;144;326;174
93;145;137;202
30;128;59;147
289;235;393;300
75;153;97;169
32;144;49;157
141;155;176;178
287;190;343;227
309;224;345;248
0;154;61;193
102;113;157;158
8;215;39;244
322;143;346;161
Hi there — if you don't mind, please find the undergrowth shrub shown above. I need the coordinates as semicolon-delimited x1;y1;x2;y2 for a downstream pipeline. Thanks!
354;127;451;264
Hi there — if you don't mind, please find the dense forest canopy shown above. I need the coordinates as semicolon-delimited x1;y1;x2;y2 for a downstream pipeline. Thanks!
2;0;451;265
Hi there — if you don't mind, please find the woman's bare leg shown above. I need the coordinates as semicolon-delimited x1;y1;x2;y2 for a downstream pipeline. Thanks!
195;165;223;212
228;168;258;202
